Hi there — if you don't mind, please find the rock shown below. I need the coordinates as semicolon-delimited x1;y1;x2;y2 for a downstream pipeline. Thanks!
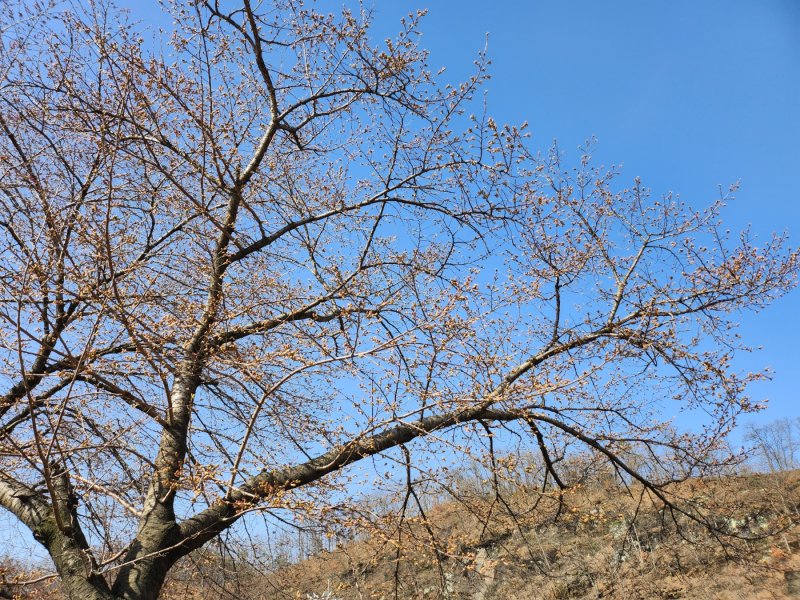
786;571;800;597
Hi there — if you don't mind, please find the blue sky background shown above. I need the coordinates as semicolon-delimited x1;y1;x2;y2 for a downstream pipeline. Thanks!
364;0;800;439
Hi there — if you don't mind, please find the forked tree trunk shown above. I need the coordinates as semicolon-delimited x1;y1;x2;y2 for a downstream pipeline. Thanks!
55;552;172;600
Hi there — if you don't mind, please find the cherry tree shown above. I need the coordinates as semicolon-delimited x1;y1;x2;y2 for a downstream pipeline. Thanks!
0;1;796;598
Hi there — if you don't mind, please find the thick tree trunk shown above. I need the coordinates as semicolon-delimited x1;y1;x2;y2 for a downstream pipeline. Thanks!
110;510;180;600
60;576;116;600
34;517;116;600
110;553;174;600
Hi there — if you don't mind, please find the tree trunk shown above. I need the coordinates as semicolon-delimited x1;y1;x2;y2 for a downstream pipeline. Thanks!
35;518;116;600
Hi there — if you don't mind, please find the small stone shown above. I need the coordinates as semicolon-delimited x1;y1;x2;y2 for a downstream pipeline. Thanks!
786;571;800;597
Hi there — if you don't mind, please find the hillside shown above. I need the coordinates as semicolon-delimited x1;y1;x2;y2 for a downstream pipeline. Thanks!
156;470;800;600
240;471;800;600
3;471;799;599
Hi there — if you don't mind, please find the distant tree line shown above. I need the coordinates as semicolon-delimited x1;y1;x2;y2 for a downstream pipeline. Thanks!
746;417;800;473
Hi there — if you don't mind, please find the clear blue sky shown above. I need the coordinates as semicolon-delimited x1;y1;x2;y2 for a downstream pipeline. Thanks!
366;0;800;434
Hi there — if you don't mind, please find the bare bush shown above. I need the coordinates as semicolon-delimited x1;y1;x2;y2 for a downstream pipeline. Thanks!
746;418;800;472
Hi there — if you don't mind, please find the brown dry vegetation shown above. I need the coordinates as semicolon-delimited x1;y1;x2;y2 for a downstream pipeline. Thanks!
250;470;800;600
4;470;799;600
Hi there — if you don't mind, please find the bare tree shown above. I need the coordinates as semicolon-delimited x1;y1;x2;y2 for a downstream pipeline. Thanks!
746;418;800;472
0;1;797;599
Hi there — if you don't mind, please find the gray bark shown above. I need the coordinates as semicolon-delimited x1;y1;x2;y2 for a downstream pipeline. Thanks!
0;478;115;600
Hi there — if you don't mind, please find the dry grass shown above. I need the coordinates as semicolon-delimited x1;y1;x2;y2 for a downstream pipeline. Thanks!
251;471;800;600
2;471;799;599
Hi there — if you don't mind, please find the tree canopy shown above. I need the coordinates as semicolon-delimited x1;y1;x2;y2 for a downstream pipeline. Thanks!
0;1;796;598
